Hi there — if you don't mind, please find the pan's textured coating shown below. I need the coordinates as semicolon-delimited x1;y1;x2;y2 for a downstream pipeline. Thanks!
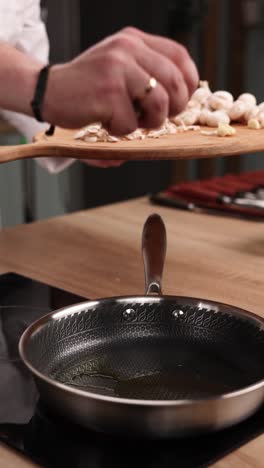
25;298;264;401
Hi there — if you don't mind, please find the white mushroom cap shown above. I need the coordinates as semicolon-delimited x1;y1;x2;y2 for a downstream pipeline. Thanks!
209;91;234;110
199;108;211;125
228;100;247;121
244;106;259;122
258;102;264;112
206;110;230;127
173;109;200;126
238;93;257;107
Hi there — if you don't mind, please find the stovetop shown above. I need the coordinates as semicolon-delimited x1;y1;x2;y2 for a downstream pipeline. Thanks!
0;273;263;468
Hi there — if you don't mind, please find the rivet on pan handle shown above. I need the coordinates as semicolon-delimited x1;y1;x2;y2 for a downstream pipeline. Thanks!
142;213;167;296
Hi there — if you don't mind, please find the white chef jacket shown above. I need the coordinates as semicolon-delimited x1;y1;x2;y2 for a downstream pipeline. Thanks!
0;0;74;173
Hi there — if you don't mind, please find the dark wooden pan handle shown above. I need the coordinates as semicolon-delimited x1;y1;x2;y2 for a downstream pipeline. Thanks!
142;213;167;295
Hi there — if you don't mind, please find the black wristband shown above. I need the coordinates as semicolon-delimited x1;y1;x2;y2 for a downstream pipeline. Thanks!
31;65;51;122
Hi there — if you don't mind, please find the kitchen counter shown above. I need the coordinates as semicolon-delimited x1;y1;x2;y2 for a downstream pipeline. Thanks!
0;196;263;467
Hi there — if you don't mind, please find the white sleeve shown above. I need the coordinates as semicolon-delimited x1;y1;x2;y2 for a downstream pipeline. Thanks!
0;109;74;173
0;0;75;173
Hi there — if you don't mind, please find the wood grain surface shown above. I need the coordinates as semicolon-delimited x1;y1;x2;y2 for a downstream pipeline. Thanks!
0;124;263;163
0;197;263;467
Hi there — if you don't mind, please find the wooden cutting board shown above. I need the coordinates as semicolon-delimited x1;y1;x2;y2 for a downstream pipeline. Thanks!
0;124;263;163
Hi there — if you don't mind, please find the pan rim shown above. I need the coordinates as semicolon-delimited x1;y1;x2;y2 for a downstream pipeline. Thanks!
19;294;264;407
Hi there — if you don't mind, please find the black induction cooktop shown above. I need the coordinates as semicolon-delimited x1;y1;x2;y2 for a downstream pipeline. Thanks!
0;273;263;468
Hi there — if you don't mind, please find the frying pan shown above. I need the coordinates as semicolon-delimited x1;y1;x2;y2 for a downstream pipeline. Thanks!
19;214;264;438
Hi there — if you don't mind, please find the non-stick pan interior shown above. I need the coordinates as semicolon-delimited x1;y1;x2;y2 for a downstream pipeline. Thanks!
24;298;264;400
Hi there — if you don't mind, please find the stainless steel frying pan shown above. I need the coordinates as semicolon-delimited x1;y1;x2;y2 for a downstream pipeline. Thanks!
19;214;264;438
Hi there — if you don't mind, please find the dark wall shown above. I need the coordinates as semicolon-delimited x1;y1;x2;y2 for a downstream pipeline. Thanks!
80;0;170;47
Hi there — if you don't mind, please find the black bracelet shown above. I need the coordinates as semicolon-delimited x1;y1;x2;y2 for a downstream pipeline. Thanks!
31;65;51;123
45;124;55;136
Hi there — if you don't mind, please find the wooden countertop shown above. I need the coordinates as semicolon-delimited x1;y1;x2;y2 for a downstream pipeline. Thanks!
0;197;263;467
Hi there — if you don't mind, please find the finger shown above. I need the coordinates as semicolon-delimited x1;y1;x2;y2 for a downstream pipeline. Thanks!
125;62;169;128
123;27;199;96
126;41;189;116
103;86;138;136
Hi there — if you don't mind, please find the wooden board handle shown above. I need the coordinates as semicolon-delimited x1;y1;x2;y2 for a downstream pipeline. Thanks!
0;142;83;164
0;143;37;163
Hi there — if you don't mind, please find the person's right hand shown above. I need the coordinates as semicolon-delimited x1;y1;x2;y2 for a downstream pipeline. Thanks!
43;27;199;136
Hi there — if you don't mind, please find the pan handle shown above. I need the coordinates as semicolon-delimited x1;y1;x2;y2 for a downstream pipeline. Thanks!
142;213;167;295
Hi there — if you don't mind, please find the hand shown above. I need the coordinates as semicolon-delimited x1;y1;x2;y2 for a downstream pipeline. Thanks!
43;27;199;136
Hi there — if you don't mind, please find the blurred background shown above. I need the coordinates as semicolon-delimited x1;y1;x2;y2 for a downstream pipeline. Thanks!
1;0;264;227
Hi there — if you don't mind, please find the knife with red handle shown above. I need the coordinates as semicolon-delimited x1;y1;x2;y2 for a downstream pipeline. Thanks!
171;185;264;209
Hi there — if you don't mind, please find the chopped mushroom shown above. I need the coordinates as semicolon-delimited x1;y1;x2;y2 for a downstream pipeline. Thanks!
74;82;264;142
